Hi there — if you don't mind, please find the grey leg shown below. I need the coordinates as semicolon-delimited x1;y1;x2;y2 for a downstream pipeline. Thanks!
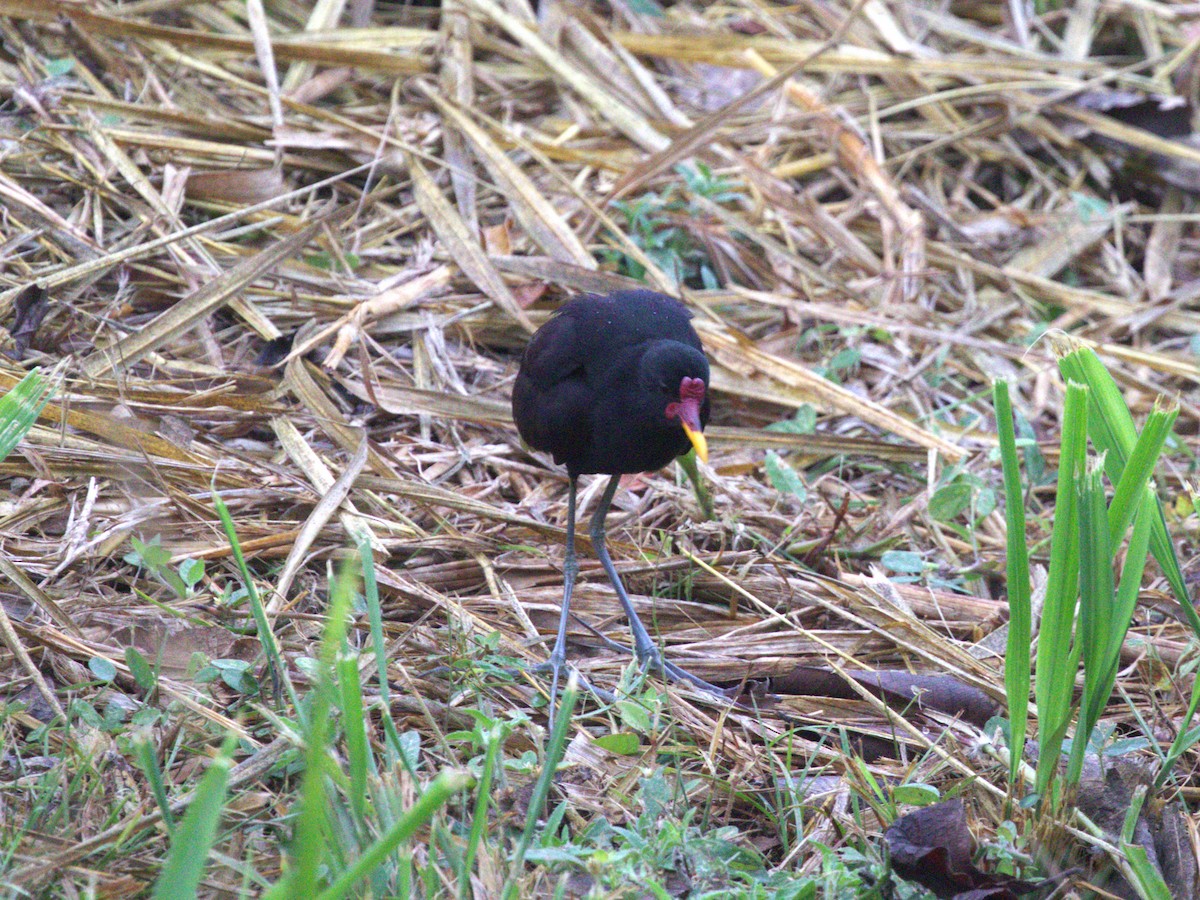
589;476;730;695
544;477;578;733
530;478;621;731
589;476;658;660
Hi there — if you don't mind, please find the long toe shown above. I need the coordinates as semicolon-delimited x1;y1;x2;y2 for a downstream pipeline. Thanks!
528;658;617;706
643;652;735;699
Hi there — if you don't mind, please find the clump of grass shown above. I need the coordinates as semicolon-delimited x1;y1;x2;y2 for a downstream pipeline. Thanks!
994;343;1188;894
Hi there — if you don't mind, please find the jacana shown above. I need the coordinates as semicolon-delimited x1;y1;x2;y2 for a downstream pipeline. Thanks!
513;289;725;723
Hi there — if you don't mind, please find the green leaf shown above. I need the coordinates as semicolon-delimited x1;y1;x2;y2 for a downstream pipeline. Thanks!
178;557;205;588
130;536;171;570
593;732;641;755
125;647;157;692
72;700;103;728
1072;192;1110;222
1058;345;1194;638
891;783;940;807
929;482;973;522
616;699;653;733
766;405;817;435
88;656;117;682
336;651;370;821
828;348;861;372
213;659;255;693
880;550;924;574
314;769;473;900
1121;786;1173;900
1068;459;1115;787
44;57;75;77
1034;380;1087;799
994;379;1031;794
975;487;997;519
399;730;422;772
1158;674;1200;788
764;451;807;500
212;490;293;709
135;738;174;832
0;368;55;463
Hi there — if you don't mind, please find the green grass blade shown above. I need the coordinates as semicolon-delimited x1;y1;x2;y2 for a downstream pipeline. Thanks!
1056;344;1128;462
1121;786;1173;900
314;769;473;900
1089;483;1153;735
1067;459;1114;787
337;652;371;822
1034;381;1087;798
1107;483;1154;669
358;538;405;770
1157;670;1200;789
135;738;175;833
676;449;713;520
212;490;297;711
994;379;1031;793
151;735;236;900
461;727;503;900
0;368;55;463
1057;344;1195;637
288;560;359;896
502;674;580;900
1108;402;1176;545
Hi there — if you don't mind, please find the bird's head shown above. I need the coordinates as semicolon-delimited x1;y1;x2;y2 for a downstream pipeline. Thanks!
643;340;705;460
665;375;709;463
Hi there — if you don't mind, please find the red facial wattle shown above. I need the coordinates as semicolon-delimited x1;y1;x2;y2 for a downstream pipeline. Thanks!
665;376;708;463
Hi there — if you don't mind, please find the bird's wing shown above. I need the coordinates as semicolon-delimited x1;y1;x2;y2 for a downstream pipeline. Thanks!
518;309;588;386
512;312;595;465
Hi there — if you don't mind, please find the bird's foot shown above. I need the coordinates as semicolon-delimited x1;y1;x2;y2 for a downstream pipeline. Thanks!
529;657;616;700
633;645;736;699
529;656;617;733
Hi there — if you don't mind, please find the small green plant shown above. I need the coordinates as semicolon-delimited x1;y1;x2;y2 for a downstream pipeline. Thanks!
194;657;259;696
525;769;800;898
1061;722;1152;768
124;536;205;599
601;162;744;289
764;451;808;503
767;405;818;436
811;840;929;899
928;468;997;533
980;820;1031;877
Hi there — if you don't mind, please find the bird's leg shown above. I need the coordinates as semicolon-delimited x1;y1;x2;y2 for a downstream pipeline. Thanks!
590;476;657;662
589;477;729;696
546;477;578;731
527;478;621;729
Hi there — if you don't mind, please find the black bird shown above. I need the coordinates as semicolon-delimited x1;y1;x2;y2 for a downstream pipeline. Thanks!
513;290;724;719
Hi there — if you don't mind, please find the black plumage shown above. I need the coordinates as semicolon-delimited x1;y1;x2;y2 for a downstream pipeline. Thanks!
513;290;722;724
513;290;710;476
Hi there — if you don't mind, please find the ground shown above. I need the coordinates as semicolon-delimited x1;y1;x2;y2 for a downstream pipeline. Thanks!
0;0;1199;897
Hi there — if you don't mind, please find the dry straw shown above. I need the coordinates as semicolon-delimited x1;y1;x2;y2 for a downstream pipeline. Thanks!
0;0;1198;892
